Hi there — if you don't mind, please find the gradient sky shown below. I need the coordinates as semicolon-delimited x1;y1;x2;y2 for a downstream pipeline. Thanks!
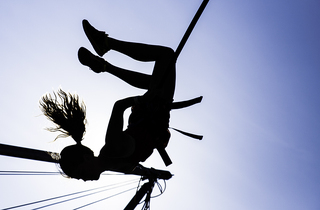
1;0;320;209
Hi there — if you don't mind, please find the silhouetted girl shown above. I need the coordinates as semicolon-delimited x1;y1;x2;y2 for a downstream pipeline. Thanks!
40;20;177;181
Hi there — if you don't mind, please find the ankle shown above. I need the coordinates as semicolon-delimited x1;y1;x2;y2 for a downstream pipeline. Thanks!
106;37;115;51
102;60;115;73
104;35;110;51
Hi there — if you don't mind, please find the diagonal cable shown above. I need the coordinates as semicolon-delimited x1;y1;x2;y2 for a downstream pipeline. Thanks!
0;170;128;176
31;180;139;210
0;171;60;175
73;187;137;210
3;178;139;210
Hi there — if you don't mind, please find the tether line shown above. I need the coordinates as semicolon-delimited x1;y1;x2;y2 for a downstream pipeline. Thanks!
32;180;139;210
0;170;128;176
2;178;139;210
174;0;209;61
73;187;137;210
0;171;60;175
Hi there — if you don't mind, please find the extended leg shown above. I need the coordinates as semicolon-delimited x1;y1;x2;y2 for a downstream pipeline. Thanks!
82;19;172;62
80;19;176;95
108;37;176;99
78;39;175;91
108;37;173;62
78;47;151;89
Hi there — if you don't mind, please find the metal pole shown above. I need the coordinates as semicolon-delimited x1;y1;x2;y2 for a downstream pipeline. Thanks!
0;143;59;163
124;181;154;210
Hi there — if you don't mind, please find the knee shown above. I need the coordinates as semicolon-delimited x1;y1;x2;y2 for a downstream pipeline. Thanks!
163;47;174;58
156;46;174;60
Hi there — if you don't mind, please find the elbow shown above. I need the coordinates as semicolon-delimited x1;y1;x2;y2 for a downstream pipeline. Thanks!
113;98;133;111
113;100;125;111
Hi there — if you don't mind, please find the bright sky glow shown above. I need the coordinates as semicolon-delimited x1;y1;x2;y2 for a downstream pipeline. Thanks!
0;0;320;209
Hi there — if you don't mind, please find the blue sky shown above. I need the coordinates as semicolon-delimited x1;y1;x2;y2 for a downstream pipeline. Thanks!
0;0;320;209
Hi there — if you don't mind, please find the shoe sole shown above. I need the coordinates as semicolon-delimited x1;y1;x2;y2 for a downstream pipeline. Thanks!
82;19;106;57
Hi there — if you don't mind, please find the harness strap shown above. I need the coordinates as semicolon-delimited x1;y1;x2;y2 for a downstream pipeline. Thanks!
169;127;203;140
169;96;203;140
171;96;203;110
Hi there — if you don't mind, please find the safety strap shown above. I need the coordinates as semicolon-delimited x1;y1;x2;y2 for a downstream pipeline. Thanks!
171;96;202;110
169;127;203;140
169;96;203;140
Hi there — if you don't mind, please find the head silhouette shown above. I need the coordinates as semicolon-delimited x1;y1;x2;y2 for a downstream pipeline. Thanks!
40;89;97;179
59;144;95;179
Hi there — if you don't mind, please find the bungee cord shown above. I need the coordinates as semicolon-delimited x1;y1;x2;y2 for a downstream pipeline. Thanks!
73;187;137;210
136;178;167;210
32;183;136;210
2;178;139;210
151;179;166;199
0;170;130;176
0;171;61;175
137;179;166;200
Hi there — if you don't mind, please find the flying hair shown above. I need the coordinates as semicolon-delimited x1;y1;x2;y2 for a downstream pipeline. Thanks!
39;89;87;144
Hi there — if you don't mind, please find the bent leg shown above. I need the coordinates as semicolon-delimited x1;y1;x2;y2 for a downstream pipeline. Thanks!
108;37;173;62
106;63;151;89
107;38;176;96
78;47;151;89
107;38;176;100
80;35;176;93
145;48;176;102
106;42;176;95
82;19;170;62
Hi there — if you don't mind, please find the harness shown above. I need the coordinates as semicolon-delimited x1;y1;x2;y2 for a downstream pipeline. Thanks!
126;96;203;166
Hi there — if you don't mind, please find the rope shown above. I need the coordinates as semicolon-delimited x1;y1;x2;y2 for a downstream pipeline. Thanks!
0;171;60;175
0;170;128;176
73;187;137;210
174;0;210;60
2;178;139;210
151;179;166;199
32;179;139;210
136;179;167;210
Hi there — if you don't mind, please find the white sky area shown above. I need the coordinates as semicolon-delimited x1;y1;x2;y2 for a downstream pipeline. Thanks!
0;0;320;209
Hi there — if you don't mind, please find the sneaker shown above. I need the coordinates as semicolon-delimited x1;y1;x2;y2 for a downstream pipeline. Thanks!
82;19;110;56
78;47;106;73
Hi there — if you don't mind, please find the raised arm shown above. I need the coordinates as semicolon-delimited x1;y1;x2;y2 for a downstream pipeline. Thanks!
103;96;142;159
105;96;136;141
